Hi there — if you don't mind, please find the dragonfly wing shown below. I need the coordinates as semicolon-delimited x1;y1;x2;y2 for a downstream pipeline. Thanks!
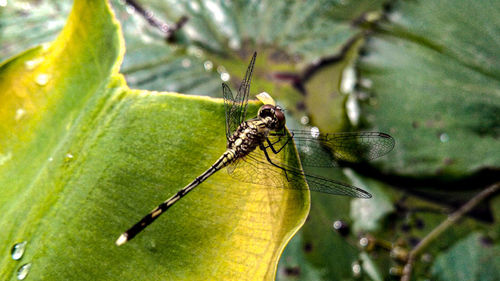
268;130;337;168
223;83;237;140
321;131;395;162
268;130;395;167
227;137;372;198
222;52;257;140
226;156;290;188
235;52;257;125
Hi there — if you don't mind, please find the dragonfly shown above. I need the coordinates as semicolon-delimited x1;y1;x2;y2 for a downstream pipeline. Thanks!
116;52;395;246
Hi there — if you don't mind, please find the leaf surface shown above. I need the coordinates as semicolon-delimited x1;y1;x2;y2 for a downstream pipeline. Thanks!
0;1;309;280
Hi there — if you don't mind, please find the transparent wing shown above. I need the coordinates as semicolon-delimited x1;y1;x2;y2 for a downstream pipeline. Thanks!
223;83;237;140
227;146;371;198
268;130;395;167
222;52;257;140
226;129;395;198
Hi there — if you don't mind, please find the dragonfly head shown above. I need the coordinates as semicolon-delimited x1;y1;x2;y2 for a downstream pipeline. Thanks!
258;104;286;131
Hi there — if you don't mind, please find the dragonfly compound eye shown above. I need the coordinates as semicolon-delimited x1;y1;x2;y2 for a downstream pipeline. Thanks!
274;106;286;130
258;104;286;130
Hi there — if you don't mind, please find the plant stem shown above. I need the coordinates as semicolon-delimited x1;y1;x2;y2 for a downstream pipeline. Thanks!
400;182;500;281
124;0;188;40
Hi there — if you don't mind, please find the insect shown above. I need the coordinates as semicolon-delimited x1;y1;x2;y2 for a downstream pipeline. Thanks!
116;52;394;246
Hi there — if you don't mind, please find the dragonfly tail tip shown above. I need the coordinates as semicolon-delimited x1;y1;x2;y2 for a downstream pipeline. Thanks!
115;233;128;246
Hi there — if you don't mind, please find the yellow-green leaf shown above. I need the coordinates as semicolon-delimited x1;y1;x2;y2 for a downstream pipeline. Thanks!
0;0;310;280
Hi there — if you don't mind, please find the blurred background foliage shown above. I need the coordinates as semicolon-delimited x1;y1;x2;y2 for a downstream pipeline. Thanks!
1;0;498;280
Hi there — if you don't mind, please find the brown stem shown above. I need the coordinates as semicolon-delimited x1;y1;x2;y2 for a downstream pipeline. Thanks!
124;0;188;40
400;182;500;281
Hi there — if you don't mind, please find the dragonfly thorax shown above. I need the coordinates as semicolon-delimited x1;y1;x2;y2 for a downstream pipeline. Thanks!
227;119;270;158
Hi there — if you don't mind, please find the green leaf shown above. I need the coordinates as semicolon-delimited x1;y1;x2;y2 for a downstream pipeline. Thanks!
0;1;71;62
117;0;369;95
357;0;500;177
278;168;394;281
276;230;325;281
347;170;394;233
0;0;309;280
431;232;500;281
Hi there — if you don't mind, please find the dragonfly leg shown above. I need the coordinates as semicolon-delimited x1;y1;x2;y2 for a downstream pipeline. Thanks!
259;144;290;181
264;131;293;154
268;130;287;137
268;129;292;139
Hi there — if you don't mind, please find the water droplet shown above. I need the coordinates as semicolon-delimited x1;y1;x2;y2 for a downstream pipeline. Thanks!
189;1;200;12
333;220;350;236
0;151;13;166
48;157;53;162
145;10;154;19
440;133;449;143
340;66;356;93
64;153;75;162
35;74;50;86
388;11;403;22
0;0;7;7
11;241;27;260
310;127;320;138
359;237;369;247
216;65;226;74
217;65;231;81
181;59;191;68
300;116;309;125
220;72;230;82
15;108;26;121
41;43;51;52
186;46;203;58
17;263;31;280
351;261;362;277
228;38;240;49
359;78;373;88
160;23;170;33
346;95;360;126
333;221;341;229
203;60;213;71
125;5;135;14
24;58;44;70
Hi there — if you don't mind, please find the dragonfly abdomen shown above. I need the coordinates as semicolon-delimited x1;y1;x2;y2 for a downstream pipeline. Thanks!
116;150;236;246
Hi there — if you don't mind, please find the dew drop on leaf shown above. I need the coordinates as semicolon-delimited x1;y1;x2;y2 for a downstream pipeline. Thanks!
15;108;26;121
17;263;31;280
24;58;44;70
220;72;230;82
440;133;449;143
35;74;50;86
11;241;27;260
203;61;213;71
